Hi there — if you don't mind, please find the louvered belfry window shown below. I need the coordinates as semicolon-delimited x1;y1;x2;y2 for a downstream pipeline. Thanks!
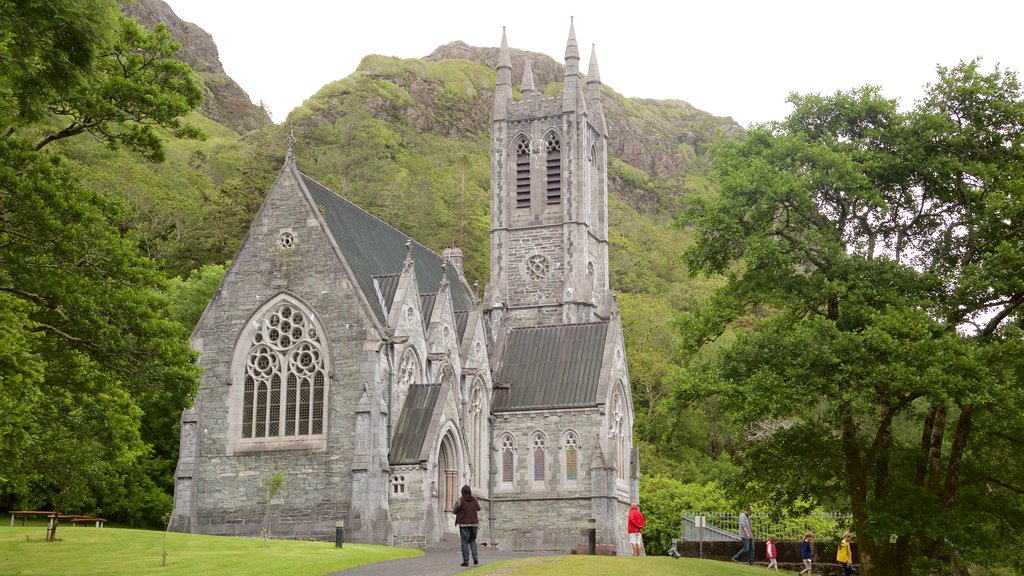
515;136;531;208
545;132;561;204
242;303;326;439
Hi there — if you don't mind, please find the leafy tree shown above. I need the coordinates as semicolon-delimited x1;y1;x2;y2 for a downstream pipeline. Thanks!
166;263;227;330
678;61;1024;575
0;294;43;481
262;469;286;547
638;474;731;557
0;0;203;526
3;8;204;160
0;0;118;126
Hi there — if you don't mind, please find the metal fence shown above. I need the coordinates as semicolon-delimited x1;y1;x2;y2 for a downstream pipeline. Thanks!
681;511;852;543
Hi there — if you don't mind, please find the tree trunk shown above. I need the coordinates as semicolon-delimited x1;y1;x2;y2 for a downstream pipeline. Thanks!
926;405;947;492
941;404;973;508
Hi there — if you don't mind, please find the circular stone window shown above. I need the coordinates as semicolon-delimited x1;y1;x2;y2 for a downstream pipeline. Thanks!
278;231;295;249
526;254;550;280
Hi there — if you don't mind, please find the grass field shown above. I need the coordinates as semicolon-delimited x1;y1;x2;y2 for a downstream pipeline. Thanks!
1;524;775;576
0;525;420;576
468;555;772;576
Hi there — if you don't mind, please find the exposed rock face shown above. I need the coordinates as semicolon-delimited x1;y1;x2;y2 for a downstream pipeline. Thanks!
424;42;742;180
426;41;565;89
123;0;272;133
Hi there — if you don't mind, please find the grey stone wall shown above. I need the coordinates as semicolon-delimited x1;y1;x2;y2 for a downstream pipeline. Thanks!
491;409;629;553
178;167;381;540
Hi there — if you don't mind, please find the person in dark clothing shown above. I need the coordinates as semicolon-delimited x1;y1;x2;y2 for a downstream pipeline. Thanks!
453;484;482;567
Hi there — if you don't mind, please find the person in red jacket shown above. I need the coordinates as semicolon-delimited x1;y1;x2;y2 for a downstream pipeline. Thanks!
628;502;645;556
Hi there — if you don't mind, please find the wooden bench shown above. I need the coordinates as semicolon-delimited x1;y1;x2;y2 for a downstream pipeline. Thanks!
8;511;55;527
66;515;108;528
9;511;107;528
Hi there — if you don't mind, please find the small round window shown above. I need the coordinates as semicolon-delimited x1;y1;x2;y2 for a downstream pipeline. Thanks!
526;254;550;280
278;231;295;249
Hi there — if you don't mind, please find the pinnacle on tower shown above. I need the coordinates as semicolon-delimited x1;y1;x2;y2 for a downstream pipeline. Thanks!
493;27;513;120
564;17;580;77
587;44;601;86
520;58;536;98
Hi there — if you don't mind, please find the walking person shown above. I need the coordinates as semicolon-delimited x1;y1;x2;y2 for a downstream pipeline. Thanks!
836;532;854;576
453;485;481;567
627;502;645;557
731;506;755;564
766;535;779;571
798;532;814;575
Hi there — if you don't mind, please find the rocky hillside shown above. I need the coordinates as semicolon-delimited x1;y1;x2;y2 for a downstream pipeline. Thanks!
123;0;272;133
425;42;743;183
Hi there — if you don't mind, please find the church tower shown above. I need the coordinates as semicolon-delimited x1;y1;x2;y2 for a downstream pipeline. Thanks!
485;20;611;332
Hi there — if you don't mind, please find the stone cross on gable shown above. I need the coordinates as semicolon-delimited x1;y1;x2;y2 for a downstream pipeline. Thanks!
285;130;297;163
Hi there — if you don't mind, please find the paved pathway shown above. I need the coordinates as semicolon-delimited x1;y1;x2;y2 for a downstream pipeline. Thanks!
326;547;554;576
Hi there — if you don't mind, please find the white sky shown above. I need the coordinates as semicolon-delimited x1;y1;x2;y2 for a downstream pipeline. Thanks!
164;0;1023;126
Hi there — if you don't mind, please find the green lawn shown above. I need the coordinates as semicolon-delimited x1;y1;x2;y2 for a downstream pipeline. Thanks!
0;526;420;575
468;555;776;576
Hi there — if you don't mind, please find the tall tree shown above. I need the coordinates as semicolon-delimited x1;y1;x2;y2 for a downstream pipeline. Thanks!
0;0;203;527
678;61;1024;575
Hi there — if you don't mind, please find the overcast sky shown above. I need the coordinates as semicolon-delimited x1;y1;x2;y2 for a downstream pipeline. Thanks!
163;0;1022;126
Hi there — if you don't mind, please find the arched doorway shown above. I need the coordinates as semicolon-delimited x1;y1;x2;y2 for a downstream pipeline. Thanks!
437;431;460;534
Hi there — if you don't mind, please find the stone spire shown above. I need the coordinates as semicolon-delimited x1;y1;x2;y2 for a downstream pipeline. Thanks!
587;45;601;88
493;27;513;120
564;17;580;77
563;18;580;111
520;58;536;98
587;44;606;135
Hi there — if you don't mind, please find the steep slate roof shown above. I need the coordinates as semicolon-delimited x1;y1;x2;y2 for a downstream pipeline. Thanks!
373;274;401;312
454;311;469;343
301;174;473;325
389;384;442;465
492;321;609;412
420;293;437;327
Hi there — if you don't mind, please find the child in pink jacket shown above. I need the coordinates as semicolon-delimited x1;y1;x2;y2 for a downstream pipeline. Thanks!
766;535;779;570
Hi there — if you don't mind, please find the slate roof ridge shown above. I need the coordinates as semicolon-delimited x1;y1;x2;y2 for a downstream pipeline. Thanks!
509;319;609;331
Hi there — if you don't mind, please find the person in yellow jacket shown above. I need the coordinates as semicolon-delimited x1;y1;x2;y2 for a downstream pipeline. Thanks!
836;532;854;575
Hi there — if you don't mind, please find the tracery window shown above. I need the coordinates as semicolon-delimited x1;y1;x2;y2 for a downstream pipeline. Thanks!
531;432;546;484
397;349;420;387
613;386;626;482
545;132;561;205
242;301;326;440
391;475;406;494
470;383;485;487
499;433;516;487
515;135;530;209
564;431;580;482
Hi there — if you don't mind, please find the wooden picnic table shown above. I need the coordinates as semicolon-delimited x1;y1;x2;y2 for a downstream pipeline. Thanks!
9;511;108;528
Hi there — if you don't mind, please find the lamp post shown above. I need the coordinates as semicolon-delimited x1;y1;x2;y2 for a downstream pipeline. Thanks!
588;518;597;555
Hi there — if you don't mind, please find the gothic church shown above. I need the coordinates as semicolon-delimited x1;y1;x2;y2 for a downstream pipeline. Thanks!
169;22;637;554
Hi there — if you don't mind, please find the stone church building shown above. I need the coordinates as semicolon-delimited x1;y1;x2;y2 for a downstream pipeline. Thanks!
170;22;638;554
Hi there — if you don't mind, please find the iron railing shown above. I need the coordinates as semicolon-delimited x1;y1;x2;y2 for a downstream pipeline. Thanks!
681;511;852;542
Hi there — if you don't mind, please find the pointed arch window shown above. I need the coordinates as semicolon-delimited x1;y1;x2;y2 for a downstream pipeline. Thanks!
470;382;485;488
530;432;547;486
563;431;580;483
499;433;516;489
545;132;561;205
515;136;531;209
239;301;327;446
613;386;626;482
397;349;421;387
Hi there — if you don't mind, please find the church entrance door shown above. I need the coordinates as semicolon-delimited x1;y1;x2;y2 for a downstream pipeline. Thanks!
438;432;459;535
